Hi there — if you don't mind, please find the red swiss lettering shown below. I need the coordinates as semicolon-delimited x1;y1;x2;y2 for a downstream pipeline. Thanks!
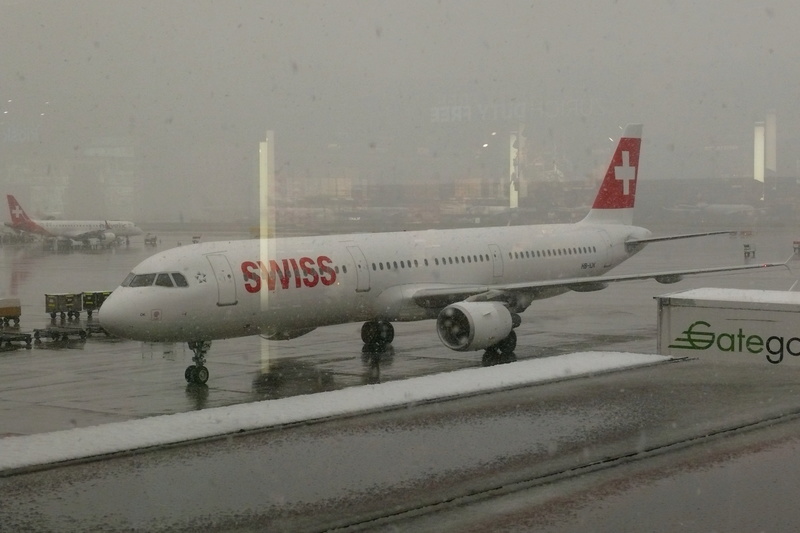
242;261;260;293
300;256;319;287
318;255;336;286
241;255;337;293
289;258;301;288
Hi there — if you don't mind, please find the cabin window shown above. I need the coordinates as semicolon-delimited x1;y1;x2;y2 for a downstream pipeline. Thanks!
434;258;439;266
342;265;347;274
424;259;429;266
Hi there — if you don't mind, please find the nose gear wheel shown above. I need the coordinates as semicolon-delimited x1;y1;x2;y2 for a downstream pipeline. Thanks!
185;341;212;384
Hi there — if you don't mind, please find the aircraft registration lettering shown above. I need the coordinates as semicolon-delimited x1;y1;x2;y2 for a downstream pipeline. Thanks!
241;255;336;293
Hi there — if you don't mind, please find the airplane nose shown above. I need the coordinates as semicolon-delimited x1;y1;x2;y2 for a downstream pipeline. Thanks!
98;291;131;339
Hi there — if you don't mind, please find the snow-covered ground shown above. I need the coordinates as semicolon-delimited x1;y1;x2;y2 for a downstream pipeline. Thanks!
0;351;668;473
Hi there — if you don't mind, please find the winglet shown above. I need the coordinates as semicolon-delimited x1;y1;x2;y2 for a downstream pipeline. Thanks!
580;124;643;225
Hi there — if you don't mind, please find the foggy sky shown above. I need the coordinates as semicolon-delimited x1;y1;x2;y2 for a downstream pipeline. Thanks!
1;1;799;219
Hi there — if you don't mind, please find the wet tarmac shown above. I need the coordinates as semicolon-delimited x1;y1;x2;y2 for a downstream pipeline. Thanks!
1;228;800;531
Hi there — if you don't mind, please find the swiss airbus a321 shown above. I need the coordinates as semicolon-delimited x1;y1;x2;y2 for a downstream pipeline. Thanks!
5;194;143;244
100;124;784;384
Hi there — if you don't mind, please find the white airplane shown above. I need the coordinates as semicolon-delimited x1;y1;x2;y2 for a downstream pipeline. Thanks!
5;194;143;244
100;124;786;384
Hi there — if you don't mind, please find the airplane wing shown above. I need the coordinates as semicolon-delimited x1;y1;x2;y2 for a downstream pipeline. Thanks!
625;230;735;246
411;261;790;309
56;229;96;240
63;222;115;241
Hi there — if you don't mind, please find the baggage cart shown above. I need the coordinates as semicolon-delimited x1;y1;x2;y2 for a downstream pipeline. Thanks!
0;297;21;325
45;293;83;320
82;291;112;318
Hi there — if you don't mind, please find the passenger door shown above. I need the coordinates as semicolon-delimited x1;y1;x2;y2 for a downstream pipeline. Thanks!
206;254;238;306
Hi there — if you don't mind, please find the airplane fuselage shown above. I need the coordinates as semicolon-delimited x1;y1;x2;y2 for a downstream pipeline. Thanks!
100;221;651;343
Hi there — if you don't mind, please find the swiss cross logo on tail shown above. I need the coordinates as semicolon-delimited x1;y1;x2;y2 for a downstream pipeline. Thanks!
615;151;636;195
590;124;642;212
7;195;28;222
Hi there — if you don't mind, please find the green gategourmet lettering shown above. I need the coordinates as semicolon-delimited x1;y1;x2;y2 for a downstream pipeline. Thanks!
668;320;714;350
669;320;800;365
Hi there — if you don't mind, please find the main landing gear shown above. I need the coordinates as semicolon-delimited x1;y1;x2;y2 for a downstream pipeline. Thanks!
361;320;394;349
186;340;211;385
482;329;517;366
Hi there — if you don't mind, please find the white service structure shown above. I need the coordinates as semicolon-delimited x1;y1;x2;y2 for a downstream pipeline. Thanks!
657;288;800;365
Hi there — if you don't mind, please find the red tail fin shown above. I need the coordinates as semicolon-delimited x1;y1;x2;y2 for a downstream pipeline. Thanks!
581;124;642;225
7;195;30;225
7;194;49;235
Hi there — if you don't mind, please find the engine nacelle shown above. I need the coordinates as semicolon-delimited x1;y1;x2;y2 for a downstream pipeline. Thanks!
437;301;513;351
100;231;116;241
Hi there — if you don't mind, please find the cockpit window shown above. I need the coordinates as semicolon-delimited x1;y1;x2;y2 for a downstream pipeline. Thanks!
122;272;189;288
129;273;157;287
155;273;174;287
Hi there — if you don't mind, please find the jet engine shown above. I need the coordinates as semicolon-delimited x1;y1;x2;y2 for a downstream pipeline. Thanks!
436;301;513;351
100;231;116;241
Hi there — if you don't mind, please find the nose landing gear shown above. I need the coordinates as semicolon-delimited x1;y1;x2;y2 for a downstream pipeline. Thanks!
185;340;211;384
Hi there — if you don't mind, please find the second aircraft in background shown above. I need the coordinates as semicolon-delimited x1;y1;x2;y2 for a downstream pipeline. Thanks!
5;194;143;245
